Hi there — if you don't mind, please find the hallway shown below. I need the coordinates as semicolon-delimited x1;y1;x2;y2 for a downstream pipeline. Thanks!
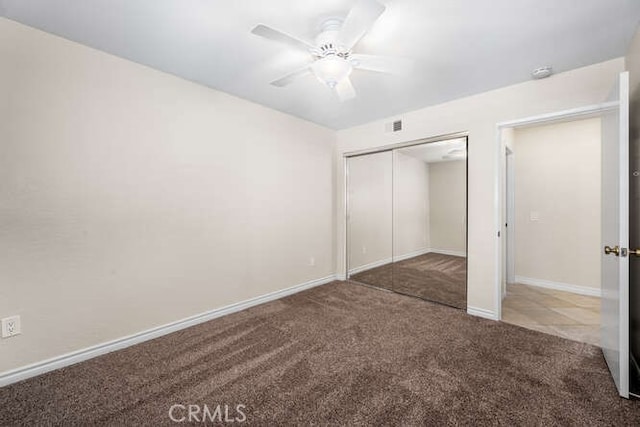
502;283;599;346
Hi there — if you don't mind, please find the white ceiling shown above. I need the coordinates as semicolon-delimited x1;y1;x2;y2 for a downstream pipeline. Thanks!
2;0;639;129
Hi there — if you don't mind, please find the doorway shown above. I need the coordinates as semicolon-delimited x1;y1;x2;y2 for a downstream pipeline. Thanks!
500;117;602;346
496;73;630;398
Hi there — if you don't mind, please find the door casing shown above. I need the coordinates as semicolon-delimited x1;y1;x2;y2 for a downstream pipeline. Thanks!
494;102;618;321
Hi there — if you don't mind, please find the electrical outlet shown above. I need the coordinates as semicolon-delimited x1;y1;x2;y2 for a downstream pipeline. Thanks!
308;257;315;266
1;315;21;338
362;246;367;254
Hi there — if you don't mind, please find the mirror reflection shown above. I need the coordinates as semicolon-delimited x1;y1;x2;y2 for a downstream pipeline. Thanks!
392;139;467;308
347;151;393;290
347;137;467;309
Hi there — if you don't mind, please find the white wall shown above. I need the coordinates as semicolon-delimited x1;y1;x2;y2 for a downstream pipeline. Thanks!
394;152;430;258
513;118;601;290
347;152;393;271
0;19;335;374
336;57;624;315
428;160;466;255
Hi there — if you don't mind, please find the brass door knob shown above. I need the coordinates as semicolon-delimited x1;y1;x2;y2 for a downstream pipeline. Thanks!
629;249;640;257
604;245;620;256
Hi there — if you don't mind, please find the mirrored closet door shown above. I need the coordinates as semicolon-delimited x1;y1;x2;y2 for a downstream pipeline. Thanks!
347;151;394;290
347;137;468;309
392;139;467;309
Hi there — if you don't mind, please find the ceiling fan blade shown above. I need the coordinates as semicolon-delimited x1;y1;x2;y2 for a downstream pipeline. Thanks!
270;66;312;87
334;77;357;102
337;0;386;50
251;24;316;52
350;54;414;75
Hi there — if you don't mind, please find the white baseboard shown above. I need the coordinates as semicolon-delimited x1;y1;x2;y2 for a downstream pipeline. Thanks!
429;248;467;258
467;306;499;321
0;274;337;388
392;248;431;262
515;276;601;297
348;257;392;275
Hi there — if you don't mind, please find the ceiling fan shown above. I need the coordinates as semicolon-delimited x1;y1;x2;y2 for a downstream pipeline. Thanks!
251;0;412;102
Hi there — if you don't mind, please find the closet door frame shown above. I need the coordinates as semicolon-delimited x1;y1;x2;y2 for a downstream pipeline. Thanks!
343;131;469;281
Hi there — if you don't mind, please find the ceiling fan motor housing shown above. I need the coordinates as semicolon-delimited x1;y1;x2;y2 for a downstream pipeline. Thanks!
314;19;350;59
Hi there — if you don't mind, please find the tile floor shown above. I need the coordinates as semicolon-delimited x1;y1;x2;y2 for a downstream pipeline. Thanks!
502;283;600;346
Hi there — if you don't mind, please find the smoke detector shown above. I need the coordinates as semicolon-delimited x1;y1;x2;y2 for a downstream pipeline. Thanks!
532;66;553;79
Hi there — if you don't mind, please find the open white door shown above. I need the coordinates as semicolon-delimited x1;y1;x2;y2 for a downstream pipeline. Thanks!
601;71;630;398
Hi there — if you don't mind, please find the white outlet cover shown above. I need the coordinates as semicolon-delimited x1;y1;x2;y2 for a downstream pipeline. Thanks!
1;315;21;338
529;211;540;221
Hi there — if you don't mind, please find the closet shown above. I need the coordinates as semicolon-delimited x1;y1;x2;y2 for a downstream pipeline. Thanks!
346;136;468;309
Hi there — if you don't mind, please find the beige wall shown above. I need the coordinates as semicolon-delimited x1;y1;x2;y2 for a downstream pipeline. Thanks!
347;152;393;270
513;118;601;290
428;160;466;255
0;15;631;375
336;57;624;314
0;19;335;373
627;26;640;99
394;152;430;258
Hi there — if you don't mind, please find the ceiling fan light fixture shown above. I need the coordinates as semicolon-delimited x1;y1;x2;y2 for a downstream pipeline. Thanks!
311;56;353;88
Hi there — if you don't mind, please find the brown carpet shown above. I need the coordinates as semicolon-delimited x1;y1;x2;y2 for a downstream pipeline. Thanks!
350;261;394;291
351;253;467;309
1;281;639;425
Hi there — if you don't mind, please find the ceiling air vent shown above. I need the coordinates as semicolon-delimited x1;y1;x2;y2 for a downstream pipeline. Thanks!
384;119;403;133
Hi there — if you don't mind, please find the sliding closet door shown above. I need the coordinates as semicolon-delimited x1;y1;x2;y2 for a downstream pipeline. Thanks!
347;151;393;290
392;139;468;308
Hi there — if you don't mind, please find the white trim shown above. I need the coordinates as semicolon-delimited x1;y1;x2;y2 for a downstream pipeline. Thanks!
0;274;337;388
393;247;431;262
343;156;350;280
343;131;470;158
505;149;516;285
348;257;392;275
494;102;615;322
494;127;504;320
496;102;617;129
616;71;630;398
515;276;601;297
428;248;467;258
467;306;499;321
